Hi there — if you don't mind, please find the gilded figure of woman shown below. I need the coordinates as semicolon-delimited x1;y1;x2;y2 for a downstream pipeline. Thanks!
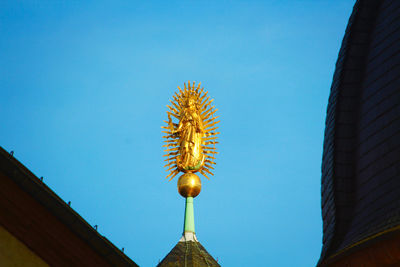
169;98;205;172
163;81;218;180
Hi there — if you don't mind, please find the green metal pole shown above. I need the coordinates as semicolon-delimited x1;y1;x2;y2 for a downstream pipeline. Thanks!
183;197;195;233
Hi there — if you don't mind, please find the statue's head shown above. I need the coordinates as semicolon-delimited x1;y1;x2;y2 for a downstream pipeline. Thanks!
186;97;196;109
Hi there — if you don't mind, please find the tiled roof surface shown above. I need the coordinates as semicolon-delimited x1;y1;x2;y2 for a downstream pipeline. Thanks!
319;0;400;265
320;0;381;261
158;241;220;267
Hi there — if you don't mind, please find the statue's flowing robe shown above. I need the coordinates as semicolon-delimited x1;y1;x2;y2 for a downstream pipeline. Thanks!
176;107;205;172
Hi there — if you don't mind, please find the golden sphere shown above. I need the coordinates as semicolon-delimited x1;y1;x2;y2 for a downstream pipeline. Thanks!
177;173;202;198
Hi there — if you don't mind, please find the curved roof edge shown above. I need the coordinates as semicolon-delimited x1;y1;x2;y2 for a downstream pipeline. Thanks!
318;0;382;265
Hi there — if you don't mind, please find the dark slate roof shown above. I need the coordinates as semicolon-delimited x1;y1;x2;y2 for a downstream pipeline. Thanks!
319;0;400;265
158;241;220;267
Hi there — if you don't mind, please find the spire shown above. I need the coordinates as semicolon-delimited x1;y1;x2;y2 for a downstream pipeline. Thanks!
159;83;220;266
179;197;200;242
183;197;196;240
157;196;220;266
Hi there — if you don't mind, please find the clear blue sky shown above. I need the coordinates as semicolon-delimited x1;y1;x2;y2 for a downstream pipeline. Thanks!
1;1;355;266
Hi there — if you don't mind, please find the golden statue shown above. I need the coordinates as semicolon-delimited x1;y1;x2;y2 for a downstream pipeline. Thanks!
162;81;219;197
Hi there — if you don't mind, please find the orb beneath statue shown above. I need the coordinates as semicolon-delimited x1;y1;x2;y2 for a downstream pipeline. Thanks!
177;173;202;198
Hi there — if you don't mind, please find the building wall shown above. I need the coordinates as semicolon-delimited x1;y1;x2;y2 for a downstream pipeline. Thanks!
0;225;48;267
